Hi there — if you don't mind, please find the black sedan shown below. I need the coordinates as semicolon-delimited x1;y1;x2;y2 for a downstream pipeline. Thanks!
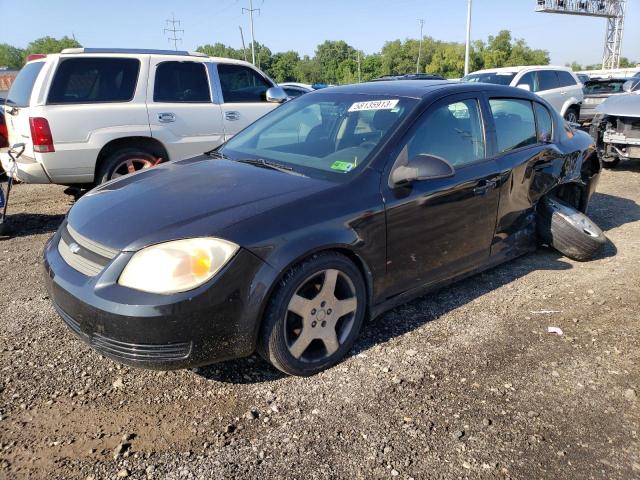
43;81;601;376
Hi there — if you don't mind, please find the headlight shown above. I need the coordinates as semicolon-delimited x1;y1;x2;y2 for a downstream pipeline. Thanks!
118;238;239;294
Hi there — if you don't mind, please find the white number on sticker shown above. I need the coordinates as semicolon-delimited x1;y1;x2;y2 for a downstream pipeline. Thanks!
348;99;399;113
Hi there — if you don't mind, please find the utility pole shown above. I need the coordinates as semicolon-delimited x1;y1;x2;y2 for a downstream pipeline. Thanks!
239;26;248;62
416;19;425;74
164;13;184;51
464;0;472;76
356;50;362;83
242;0;260;65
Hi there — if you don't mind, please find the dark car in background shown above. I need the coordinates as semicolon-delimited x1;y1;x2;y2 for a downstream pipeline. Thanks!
580;78;630;124
44;81;601;376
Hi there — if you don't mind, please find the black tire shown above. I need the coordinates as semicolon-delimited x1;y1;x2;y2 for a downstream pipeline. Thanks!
602;157;620;169
564;107;579;124
257;252;367;376
537;196;606;261
96;148;160;185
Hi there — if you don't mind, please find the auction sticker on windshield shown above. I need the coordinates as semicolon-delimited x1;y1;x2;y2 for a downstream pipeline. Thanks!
348;99;399;112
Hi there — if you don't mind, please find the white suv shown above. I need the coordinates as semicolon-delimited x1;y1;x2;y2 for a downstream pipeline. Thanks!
1;48;286;186
462;66;584;122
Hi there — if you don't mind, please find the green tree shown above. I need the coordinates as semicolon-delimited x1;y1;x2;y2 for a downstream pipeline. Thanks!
24;36;81;57
294;55;323;84
568;61;583;71
314;40;357;84
269;51;301;83
196;43;245;60
0;43;24;69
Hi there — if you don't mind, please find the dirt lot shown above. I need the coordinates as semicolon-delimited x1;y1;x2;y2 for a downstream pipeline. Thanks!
0;165;639;480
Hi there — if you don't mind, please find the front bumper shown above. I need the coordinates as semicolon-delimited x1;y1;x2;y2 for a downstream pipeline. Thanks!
43;225;275;369
0;151;51;184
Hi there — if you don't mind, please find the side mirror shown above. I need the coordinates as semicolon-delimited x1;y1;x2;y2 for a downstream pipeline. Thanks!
390;154;455;187
266;87;288;104
517;84;531;92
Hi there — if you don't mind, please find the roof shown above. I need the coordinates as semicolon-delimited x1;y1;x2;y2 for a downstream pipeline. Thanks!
313;80;532;100
469;65;574;75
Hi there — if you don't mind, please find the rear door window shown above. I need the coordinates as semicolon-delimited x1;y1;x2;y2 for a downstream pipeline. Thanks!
537;71;560;92
154;61;211;103
6;61;45;107
533;102;553;143
556;71;577;88
217;64;272;103
48;58;140;104
489;99;537;154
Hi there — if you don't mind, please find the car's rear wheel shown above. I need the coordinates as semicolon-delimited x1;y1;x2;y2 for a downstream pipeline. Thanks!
258;252;366;376
564;107;579;124
97;148;162;184
537;196;606;261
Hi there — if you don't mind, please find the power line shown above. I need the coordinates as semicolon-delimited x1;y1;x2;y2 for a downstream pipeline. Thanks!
242;0;260;65
416;19;425;74
164;13;184;51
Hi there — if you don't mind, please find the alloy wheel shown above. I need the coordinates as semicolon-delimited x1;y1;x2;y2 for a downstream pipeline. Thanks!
111;156;160;179
284;269;358;362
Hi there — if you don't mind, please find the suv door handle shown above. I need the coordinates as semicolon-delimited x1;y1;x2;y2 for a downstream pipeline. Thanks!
225;111;241;121
473;179;498;196
158;112;175;123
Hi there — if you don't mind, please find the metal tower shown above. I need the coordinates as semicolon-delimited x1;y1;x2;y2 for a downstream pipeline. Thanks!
535;0;628;69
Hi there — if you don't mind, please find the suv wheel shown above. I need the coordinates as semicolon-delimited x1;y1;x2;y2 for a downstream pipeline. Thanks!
97;148;162;184
258;252;366;376
564;107;579;124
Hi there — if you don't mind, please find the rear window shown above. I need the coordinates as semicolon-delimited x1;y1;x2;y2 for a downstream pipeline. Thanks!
584;80;626;94
47;58;140;104
490;98;537;154
462;72;516;86
154;61;211;103
556;71;577;88
6;61;45;108
537;71;560;91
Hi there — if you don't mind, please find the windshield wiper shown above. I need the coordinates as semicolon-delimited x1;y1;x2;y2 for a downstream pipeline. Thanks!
235;158;307;177
204;149;229;159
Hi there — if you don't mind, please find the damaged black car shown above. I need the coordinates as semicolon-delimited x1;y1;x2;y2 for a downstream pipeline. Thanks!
44;81;604;376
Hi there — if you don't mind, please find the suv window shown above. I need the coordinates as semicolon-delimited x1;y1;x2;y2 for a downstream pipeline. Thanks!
48;58;140;104
556;71;577;88
217;64;272;102
517;72;537;92
537;71;560;92
533;102;553;143
489;99;537;153
407;98;485;167
6;61;45;107
154;61;211;103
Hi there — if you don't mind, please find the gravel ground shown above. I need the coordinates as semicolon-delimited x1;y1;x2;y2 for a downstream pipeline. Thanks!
0;165;639;480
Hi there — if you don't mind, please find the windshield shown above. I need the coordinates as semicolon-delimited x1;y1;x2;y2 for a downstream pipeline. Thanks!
220;93;417;180
462;72;516;85
584;80;626;95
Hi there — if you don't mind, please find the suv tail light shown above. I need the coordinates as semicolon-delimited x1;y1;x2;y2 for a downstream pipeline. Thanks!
29;117;55;153
0;113;8;148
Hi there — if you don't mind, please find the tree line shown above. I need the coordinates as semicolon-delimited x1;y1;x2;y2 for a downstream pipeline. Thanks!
3;32;635;84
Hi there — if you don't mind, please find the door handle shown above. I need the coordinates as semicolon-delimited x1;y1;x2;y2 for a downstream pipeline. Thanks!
157;112;175;123
225;111;241;121
473;179;498;196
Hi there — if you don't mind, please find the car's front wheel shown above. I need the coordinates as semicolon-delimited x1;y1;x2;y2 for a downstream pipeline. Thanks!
258;252;366;376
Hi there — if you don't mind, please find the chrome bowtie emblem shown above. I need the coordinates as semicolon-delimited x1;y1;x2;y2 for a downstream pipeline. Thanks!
69;242;81;254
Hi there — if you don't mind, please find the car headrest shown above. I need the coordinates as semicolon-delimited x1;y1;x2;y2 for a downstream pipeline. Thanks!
372;110;399;131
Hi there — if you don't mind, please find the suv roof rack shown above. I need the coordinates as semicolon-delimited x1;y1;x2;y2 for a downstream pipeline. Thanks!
60;48;208;57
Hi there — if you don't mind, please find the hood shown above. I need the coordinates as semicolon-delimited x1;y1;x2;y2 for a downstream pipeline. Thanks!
596;92;640;117
67;156;332;251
